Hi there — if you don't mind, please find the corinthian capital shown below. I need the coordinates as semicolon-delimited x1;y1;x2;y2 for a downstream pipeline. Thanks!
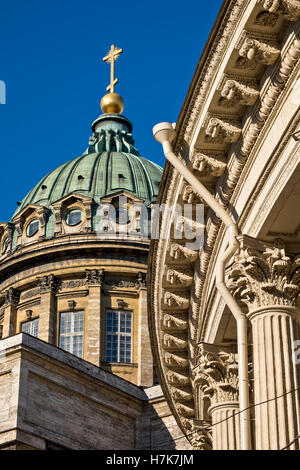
193;343;239;407
257;0;300;21
38;274;59;293
1;287;20;307
228;242;300;310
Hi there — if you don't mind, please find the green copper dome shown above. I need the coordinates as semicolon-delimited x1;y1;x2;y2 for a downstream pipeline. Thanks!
13;114;162;218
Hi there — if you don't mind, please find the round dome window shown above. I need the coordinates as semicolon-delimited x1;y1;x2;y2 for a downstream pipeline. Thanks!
26;219;40;237
65;209;83;226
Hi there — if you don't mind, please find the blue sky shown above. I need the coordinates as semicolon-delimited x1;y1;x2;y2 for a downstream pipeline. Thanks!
0;0;223;221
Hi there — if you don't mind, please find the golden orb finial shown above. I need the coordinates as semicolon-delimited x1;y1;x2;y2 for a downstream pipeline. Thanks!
100;92;124;114
101;44;124;115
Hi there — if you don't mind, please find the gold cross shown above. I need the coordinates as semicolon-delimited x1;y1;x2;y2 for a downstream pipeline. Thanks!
102;44;123;93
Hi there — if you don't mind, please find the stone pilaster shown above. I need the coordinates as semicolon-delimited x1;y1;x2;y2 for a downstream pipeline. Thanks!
193;343;240;450
229;240;300;450
37;275;58;344
1;288;20;338
137;273;153;387
85;269;104;366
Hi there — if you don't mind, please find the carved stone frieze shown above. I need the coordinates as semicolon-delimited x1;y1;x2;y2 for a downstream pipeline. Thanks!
255;10;279;26
163;291;190;310
239;37;280;65
166;370;190;386
165;268;193;287
60;279;86;290
164;352;189;368
20;287;41;301
205;118;242;144
169;243;198;262
257;0;300;21
191;151;227;176
170;386;193;402
219;79;259;107
162;313;188;331
175;402;195;418
228;243;300;309
163;333;188;351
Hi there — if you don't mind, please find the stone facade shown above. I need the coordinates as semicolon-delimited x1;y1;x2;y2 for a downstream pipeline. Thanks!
148;0;300;450
0;334;190;450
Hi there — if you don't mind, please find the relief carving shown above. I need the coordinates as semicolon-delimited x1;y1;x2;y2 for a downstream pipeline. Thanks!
192;152;227;176
193;344;239;407
38;274;59;293
163;333;188;351
1;287;20;306
228;244;300;309
85;269;104;287
163;291;190;310
205;118;242;144
166;268;193;287
239;38;280;65
163;313;188;331
219;79;259;107
169;243;198;262
164;352;189;368
257;0;300;21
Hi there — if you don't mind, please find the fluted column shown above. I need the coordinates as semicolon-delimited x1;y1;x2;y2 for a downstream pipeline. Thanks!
229;240;300;450
193;343;240;450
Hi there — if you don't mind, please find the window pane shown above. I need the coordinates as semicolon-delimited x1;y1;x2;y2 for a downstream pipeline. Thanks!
106;310;132;363
66;210;82;226
60;312;71;333
21;318;39;338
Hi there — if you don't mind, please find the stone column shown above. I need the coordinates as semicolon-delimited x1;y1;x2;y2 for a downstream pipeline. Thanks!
38;275;58;344
193;343;240;450
85;269;104;366
229;240;300;450
1;288;20;338
137;273;153;387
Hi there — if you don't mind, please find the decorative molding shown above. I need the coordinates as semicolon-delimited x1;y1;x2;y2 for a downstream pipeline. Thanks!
255;10;279;26
191;151;227;176
257;0;300;21
228;242;300;309
165;268;193;287
38;274;59;294
193;343;239;408
162;313;188;331
169;243;198;262
239;37;280;65
219;79;259;106
205;118;242;144
163;291;190;310
85;269;104;287
1;287;20;307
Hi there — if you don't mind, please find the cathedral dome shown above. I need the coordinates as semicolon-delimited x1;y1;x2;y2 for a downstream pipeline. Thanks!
13;114;162;218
